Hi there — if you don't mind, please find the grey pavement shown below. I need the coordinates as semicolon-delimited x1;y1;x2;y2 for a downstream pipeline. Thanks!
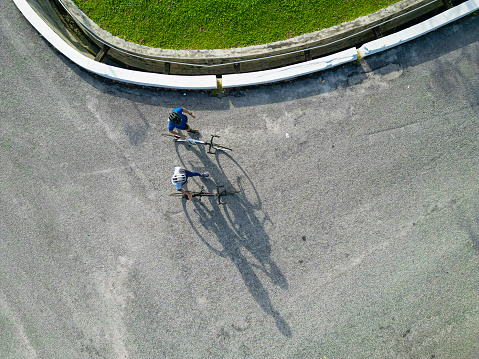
1;1;479;358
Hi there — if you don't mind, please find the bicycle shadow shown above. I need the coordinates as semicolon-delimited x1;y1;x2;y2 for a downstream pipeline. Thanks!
174;143;291;337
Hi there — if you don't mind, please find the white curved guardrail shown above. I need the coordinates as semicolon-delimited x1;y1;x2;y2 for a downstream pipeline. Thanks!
221;48;358;88
224;0;478;88
13;0;479;90
12;0;218;89
358;0;479;57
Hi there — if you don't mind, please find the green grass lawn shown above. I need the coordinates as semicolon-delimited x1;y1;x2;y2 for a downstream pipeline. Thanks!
72;0;401;50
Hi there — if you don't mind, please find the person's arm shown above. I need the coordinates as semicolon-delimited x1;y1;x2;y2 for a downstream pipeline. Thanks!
182;108;196;119
180;188;193;200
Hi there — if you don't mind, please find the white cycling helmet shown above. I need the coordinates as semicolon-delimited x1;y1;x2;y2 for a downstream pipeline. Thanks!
172;173;186;184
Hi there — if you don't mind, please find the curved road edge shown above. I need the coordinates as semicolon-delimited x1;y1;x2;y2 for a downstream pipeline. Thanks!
13;0;479;90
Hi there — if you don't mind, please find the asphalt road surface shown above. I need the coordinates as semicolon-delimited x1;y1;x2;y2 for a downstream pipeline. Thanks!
1;2;478;358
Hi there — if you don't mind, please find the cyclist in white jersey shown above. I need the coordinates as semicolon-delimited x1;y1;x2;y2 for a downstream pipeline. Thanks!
171;166;210;200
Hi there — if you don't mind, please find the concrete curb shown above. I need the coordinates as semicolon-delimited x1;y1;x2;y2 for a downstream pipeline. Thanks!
12;0;217;89
13;0;477;90
358;0;479;57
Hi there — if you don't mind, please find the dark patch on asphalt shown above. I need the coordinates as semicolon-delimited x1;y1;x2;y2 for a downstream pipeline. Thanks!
125;123;148;145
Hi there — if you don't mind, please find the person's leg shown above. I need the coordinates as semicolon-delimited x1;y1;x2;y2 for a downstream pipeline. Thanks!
185;170;209;178
185;169;200;177
184;117;199;134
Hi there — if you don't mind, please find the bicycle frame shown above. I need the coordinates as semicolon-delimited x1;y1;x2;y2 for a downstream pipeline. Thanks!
170;184;239;204
165;134;231;153
206;135;222;154
183;135;225;153
194;185;232;204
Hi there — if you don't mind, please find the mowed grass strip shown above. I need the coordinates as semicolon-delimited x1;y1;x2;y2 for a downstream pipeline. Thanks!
72;0;401;50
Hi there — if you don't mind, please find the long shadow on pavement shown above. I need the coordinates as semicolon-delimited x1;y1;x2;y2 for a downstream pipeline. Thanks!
174;143;291;337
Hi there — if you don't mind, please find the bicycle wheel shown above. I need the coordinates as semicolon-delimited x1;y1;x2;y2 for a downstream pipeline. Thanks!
169;191;203;197
162;133;180;140
169;191;215;198
218;189;240;196
212;144;233;152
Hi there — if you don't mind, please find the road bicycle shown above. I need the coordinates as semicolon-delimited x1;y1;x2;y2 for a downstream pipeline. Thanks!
169;185;239;204
162;133;232;153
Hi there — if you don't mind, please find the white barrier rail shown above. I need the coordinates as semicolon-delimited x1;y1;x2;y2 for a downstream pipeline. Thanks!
12;0;218;89
222;48;358;88
358;0;479;58
13;0;479;89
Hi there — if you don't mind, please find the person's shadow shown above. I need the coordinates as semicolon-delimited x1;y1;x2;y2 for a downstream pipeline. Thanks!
174;141;291;337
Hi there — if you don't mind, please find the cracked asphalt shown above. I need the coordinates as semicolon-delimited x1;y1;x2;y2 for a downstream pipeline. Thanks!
1;1;479;358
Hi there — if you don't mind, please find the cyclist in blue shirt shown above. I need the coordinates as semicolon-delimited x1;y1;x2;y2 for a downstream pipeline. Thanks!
168;107;199;139
172;166;210;200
